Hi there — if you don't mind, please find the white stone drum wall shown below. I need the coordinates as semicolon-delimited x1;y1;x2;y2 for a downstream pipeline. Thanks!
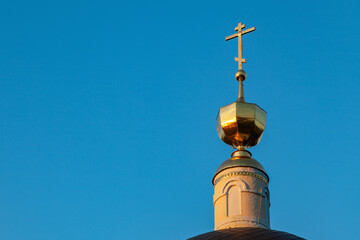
213;166;270;230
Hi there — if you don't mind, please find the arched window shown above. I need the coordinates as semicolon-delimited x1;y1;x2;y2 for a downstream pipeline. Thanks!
227;185;241;216
263;187;270;219
222;180;248;217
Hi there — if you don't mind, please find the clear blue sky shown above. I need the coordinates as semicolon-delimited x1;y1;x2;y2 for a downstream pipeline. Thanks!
1;0;359;239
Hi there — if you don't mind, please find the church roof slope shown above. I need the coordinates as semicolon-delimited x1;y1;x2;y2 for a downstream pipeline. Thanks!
188;227;305;240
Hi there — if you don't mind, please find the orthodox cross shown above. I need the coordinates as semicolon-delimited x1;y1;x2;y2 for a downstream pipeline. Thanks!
225;22;255;70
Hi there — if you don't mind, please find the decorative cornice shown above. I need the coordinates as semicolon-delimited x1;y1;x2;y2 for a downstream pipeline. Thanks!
214;171;268;186
215;217;270;230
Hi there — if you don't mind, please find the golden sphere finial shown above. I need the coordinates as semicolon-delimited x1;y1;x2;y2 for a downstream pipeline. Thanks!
235;70;246;81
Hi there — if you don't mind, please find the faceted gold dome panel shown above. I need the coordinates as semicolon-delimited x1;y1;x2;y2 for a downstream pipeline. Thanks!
216;102;266;149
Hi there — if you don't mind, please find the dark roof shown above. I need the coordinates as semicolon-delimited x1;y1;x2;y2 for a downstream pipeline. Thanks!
188;227;305;240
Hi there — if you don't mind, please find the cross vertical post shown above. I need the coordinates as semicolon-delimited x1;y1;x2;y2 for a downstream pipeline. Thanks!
237;22;244;70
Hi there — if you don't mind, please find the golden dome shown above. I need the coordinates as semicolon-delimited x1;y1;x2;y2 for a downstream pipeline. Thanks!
216;102;266;149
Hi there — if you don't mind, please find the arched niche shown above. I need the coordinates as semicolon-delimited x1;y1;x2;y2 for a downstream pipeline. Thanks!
222;180;249;217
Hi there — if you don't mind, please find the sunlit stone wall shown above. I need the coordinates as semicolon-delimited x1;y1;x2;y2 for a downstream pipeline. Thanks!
213;166;270;230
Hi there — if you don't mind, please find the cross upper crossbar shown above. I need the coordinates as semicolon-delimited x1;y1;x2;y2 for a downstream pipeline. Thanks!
225;27;255;41
225;22;255;70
